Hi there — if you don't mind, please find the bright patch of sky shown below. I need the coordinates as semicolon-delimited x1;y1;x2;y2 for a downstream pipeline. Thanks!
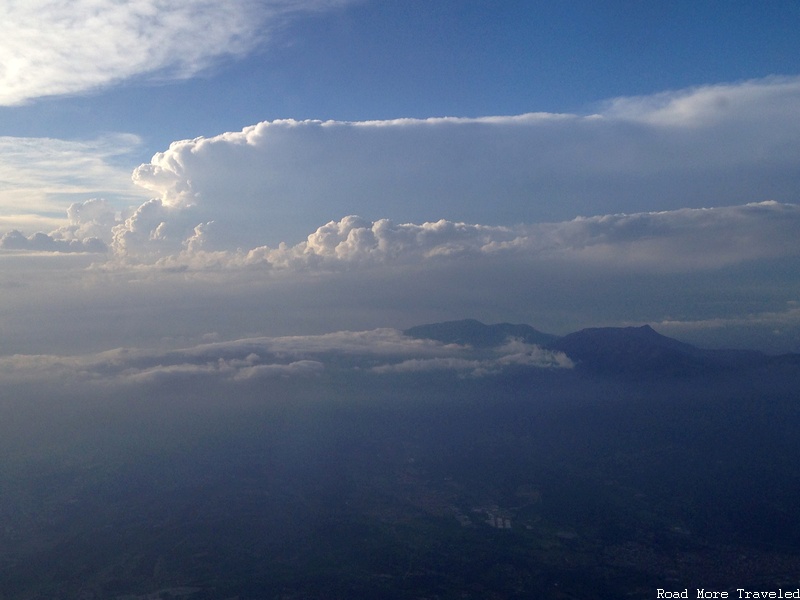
1;0;799;359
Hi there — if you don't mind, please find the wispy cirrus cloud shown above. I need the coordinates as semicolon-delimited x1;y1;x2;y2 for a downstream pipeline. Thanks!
603;76;800;128
0;134;149;233
654;303;800;353
0;0;356;106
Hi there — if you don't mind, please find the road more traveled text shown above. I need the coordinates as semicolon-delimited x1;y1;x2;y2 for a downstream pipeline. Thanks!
657;590;800;599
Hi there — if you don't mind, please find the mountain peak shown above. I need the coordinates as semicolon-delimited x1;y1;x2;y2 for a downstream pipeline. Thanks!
548;325;739;373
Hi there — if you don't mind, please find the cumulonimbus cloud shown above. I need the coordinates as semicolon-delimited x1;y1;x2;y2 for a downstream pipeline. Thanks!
122;77;800;252
0;0;356;106
5;77;800;261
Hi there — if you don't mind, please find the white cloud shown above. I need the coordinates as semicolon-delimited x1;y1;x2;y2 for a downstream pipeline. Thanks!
0;0;356;106
493;339;574;369
604;76;800;128
122;202;799;274
0;197;122;253
6;77;799;263
185;328;466;363
0;229;106;253
124;77;800;252
495;201;800;272
371;340;573;377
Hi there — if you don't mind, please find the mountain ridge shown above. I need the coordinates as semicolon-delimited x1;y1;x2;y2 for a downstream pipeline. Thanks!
404;319;786;374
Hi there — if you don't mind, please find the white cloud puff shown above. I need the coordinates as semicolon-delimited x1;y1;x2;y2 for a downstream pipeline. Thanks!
0;0;356;105
0;198;117;253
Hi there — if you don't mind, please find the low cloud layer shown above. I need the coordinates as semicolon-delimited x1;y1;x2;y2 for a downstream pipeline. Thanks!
0;230;105;253
0;328;572;387
238;202;800;273
1;200;798;354
27;199;794;274
0;0;355;106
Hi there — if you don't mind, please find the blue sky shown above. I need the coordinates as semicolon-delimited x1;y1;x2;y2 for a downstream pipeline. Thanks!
3;0;800;146
1;0;799;362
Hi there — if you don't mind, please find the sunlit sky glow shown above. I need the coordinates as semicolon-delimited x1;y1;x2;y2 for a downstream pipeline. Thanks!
1;0;800;361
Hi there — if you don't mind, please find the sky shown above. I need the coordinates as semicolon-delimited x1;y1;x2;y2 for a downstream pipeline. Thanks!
1;0;800;379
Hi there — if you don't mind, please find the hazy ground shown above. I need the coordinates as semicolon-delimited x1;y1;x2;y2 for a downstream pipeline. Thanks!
2;355;799;599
